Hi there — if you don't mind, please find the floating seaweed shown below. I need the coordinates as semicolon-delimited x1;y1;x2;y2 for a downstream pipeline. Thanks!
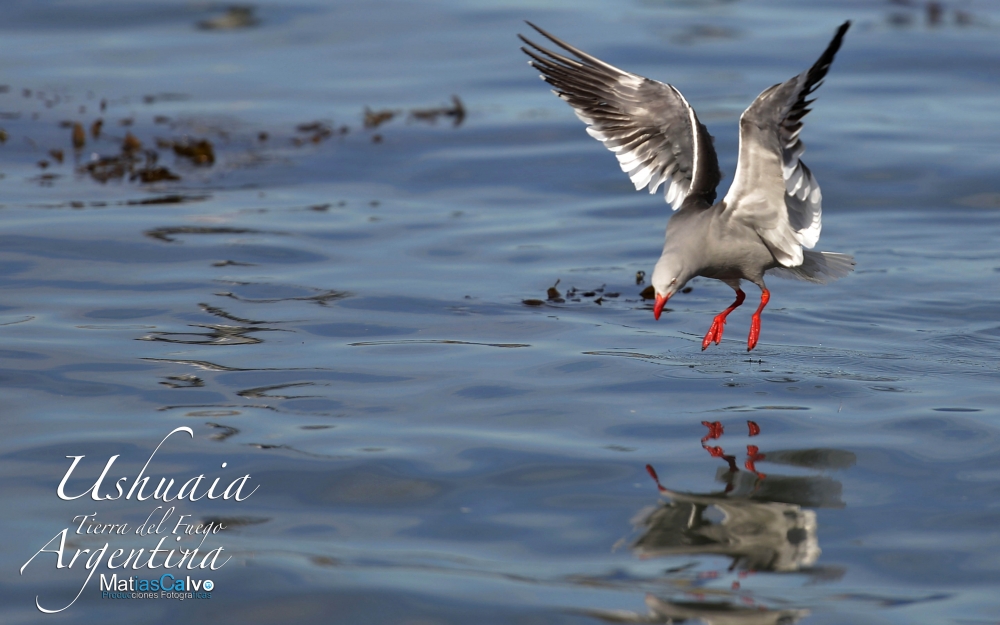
30;172;59;186
143;93;189;105
82;154;136;183
71;122;85;149
363;107;396;129
293;121;335;145
170;137;215;165
528;280;628;308
132;165;181;183
198;5;259;30
122;132;142;153
546;279;563;302
410;95;465;127
126;194;208;206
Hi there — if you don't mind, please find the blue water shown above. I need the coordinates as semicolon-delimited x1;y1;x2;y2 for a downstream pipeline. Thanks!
3;1;1000;623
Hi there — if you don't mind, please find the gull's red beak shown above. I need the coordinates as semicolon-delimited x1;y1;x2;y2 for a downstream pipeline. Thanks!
653;294;669;320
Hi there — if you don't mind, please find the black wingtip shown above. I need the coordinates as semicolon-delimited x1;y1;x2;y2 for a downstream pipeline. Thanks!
828;20;851;53
803;19;851;89
522;21;551;43
829;20;850;51
519;22;542;47
524;21;546;36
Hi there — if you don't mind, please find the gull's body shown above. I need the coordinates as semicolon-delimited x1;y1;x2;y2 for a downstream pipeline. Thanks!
520;22;855;351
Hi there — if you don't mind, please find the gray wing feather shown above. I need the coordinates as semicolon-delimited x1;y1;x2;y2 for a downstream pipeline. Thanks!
723;22;849;266
520;22;722;210
767;251;855;283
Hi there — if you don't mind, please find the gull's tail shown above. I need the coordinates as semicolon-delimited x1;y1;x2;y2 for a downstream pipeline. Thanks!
767;251;855;284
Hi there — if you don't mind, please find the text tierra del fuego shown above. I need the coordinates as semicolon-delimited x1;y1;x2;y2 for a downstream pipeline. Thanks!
19;427;259;613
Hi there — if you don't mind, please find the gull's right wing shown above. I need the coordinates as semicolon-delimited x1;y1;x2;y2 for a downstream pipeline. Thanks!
520;22;722;210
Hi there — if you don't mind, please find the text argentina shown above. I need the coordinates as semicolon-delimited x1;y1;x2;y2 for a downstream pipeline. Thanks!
20;528;227;613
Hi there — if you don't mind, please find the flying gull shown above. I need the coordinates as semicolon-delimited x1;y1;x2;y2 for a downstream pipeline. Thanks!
520;22;854;351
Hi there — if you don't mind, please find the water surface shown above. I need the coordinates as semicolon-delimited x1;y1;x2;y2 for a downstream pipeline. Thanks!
2;1;1000;623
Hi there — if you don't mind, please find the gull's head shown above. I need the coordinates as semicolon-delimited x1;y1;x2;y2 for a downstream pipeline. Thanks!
650;256;688;321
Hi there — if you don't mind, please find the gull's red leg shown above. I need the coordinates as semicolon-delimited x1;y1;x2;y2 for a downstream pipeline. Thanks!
702;289;746;350
747;288;770;352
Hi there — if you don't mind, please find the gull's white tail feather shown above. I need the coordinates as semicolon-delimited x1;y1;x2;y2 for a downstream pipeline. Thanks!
767;251;855;284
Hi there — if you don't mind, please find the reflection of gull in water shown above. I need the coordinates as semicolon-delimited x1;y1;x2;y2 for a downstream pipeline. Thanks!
645;594;808;625
633;484;821;572
635;450;851;572
586;593;808;624
584;436;854;624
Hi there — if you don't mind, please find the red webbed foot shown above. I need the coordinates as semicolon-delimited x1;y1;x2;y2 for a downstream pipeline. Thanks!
702;288;745;351
746;288;770;352
702;315;727;350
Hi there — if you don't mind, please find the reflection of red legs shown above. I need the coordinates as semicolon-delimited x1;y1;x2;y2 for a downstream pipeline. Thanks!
747;288;770;352
703;445;740;473
648;423;771;497
645;464;666;493
698;421;767;482
701;421;737;475
745;445;767;480
701;420;724;443
702;289;746;350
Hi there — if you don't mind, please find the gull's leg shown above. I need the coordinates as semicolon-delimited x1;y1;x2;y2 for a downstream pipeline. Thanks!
702;287;746;350
747;287;771;352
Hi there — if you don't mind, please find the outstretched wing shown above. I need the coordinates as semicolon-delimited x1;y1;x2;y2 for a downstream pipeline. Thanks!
722;21;850;266
520;22;722;210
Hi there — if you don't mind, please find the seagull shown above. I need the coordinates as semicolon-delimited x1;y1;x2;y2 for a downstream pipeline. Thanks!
520;22;855;351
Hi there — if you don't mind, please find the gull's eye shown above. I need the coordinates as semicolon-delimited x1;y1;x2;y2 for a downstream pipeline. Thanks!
670;278;677;285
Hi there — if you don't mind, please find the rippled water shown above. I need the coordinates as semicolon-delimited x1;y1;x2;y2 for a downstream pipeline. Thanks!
3;1;1000;623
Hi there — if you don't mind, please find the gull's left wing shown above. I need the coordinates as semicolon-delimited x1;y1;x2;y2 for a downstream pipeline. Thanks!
723;21;851;267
